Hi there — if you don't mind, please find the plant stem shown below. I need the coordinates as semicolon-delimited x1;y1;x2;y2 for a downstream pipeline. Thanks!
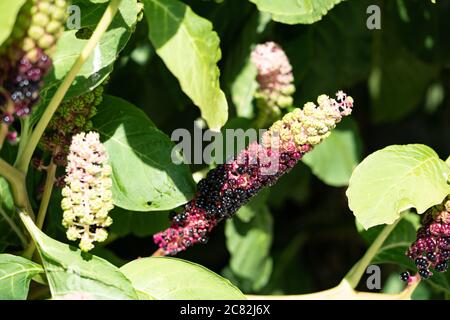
15;0;122;174
0;158;34;218
151;248;165;257
36;161;56;230
0;123;7;150
344;218;401;288
246;278;418;300
14;117;31;168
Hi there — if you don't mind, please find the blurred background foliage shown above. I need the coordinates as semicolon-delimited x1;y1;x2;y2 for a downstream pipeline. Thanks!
40;0;450;298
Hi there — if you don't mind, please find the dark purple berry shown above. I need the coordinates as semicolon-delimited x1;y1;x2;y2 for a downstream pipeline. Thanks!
415;257;428;269
427;252;437;262
435;262;448;272
418;269;431;279
400;271;410;282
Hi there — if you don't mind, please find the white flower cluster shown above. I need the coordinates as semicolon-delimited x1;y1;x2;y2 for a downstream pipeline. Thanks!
61;132;114;252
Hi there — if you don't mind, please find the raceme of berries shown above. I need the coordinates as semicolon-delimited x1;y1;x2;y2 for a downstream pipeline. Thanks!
40;84;105;164
251;41;295;126
61;132;114;252
0;0;67;121
154;92;354;256
402;198;450;281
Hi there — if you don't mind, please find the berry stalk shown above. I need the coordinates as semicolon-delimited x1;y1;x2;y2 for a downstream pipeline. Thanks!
154;92;354;255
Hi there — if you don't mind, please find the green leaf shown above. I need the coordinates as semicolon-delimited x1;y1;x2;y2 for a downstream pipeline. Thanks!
32;0;139;124
142;0;228;131
446;156;450;167
0;254;43;300
224;11;271;119
0;178;25;251
120;257;246;300
347;144;450;229
357;212;420;269
231;60;258;119
369;4;439;123
302;119;360;187
0;0;27;47
93;95;195;212
248;0;345;25
225;192;273;291
286;0;372;103
110;207;169;237
20;213;138;300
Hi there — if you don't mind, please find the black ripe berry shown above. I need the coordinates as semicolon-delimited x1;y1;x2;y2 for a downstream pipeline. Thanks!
400;271;410;282
435;262;448;273
418;269;431;279
426;252;437;262
415;257;428;269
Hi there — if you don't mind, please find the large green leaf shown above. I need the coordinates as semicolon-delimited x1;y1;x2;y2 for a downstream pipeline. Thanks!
0;254;43;300
120;257;246;300
0;0;27;47
225;192;273;292
302;119;360;187
0;178;24;251
248;0;345;25
20;213;138;300
32;0;139;124
142;0;228;131
347;144;450;229
93;95;195;212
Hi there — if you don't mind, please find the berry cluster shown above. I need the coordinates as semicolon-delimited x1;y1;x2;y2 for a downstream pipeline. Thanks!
251;42;295;126
61;132;114;252
0;0;67;123
154;92;354;255
402;198;450;281
40;84;105;165
3;50;52;117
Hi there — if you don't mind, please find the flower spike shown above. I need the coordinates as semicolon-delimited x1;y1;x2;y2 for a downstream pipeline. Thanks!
154;92;354;255
61;132;114;252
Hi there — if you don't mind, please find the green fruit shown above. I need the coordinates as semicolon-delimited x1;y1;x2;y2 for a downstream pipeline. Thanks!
37;34;55;50
28;25;45;40
32;12;50;27
51;7;66;20
46;20;61;34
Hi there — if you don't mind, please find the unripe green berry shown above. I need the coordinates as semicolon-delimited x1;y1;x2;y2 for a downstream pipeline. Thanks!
46;21;61;34
28;25;45;40
38;2;51;14
38;34;55;49
51;7;66;21
32;12;50;27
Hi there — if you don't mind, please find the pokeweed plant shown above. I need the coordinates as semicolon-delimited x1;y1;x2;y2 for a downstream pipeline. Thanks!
0;0;448;301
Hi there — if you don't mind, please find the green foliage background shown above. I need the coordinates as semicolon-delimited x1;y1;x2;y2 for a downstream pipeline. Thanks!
105;0;449;297
0;0;449;299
